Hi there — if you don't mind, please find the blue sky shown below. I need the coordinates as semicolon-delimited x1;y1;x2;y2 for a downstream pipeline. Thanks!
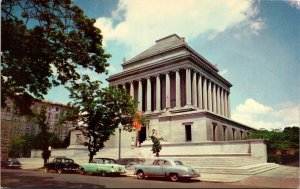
45;0;300;130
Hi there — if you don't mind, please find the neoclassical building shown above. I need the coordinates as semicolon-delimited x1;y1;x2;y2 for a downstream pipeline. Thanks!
107;34;255;148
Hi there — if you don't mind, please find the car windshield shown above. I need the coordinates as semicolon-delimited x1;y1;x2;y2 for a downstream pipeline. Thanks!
174;161;183;165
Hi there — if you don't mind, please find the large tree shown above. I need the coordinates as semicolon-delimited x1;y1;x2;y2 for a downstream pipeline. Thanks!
67;77;139;162
1;0;110;114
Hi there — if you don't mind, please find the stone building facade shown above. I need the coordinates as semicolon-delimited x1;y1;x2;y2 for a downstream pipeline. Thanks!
1;97;76;159
106;34;256;148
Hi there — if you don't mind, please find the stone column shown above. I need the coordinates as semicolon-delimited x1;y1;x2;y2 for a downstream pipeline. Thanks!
203;77;207;109
138;79;143;111
175;70;181;108
197;74;203;109
224;91;228;118
165;72;171;110
228;93;231;118
146;77;152;112
192;71;197;107
186;68;192;106
130;82;134;98
208;80;212;111
156;75;161;111
220;88;224;116
212;82;217;113
123;83;126;90
217;85;220;115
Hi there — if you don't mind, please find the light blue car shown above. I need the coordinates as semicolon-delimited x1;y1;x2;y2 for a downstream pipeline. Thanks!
134;159;200;182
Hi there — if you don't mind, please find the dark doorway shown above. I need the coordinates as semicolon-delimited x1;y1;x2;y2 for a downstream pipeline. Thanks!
140;126;146;144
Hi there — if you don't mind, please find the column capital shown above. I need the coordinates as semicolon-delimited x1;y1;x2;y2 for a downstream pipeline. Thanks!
155;74;160;78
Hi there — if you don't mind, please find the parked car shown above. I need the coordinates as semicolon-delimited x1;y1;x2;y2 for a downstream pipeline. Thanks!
79;158;126;176
44;157;79;174
1;159;22;169
134;159;200;182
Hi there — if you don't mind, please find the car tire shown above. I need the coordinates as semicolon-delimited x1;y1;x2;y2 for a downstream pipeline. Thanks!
44;167;49;173
100;171;106;177
80;168;85;175
169;173;179;182
57;168;64;174
136;170;145;179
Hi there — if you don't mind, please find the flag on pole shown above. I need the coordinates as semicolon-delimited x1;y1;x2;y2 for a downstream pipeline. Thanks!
132;111;142;131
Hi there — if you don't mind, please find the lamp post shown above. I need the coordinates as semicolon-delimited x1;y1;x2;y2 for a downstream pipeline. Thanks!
118;123;123;164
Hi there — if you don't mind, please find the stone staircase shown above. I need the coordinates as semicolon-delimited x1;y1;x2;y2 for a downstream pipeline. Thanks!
180;156;279;175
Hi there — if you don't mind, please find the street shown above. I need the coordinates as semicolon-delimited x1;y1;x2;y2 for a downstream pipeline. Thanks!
2;166;299;188
1;169;248;188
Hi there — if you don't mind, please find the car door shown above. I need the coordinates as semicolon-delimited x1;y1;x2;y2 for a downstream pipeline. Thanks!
148;160;164;177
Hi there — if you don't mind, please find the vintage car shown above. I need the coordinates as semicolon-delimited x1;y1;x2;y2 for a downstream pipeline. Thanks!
79;158;126;176
134;159;200;182
44;157;79;174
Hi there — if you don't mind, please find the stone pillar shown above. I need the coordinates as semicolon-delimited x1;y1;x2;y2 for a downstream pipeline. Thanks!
228;93;231;118
224;91;228;118
216;85;220;114
220;88;224;116
138;79;143;111
203;77;207;109
197;74;203;109
212;82;217;113
186;68;192;106
123;83;126;90
156;75;161;111
146;77;151;112
208;80;212;111
192;71;197;107
165;72;171;110
175;70;181;108
130;82;134;98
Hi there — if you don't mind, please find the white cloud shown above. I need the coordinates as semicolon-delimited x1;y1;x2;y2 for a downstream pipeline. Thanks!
232;98;299;130
107;64;117;74
286;0;300;10
95;0;264;57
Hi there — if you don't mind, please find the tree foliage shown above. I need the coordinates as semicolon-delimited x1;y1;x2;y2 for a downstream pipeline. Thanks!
1;0;111;114
67;78;138;162
247;127;300;155
150;136;162;158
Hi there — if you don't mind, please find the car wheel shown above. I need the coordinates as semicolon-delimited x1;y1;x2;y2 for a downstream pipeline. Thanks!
100;171;106;177
136;170;145;179
57;168;63;174
79;168;85;175
44;167;49;173
169;173;179;182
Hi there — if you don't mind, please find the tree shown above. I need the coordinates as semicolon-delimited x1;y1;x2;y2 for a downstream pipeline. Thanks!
1;0;111;114
67;77;138;162
150;135;162;158
8;136;25;158
29;105;52;164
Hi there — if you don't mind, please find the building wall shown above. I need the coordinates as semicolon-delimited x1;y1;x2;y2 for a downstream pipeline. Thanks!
1;97;76;159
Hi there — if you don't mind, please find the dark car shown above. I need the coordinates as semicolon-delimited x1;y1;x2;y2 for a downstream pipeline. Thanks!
44;157;79;174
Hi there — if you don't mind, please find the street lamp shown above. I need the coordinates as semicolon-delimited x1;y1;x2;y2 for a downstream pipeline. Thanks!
118;122;123;164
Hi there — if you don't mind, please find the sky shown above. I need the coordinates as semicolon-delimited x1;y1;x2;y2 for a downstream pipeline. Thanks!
45;0;300;130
